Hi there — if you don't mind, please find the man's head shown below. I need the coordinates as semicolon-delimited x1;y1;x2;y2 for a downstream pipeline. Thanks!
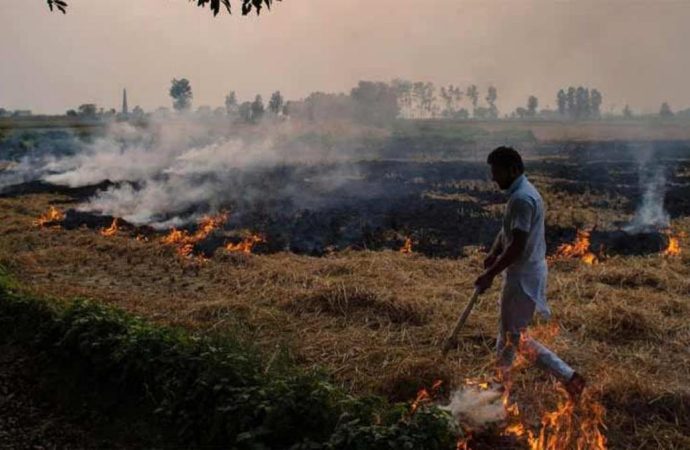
487;146;524;190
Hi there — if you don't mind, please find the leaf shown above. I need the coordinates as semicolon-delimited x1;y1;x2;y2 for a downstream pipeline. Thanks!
46;0;68;14
192;0;231;16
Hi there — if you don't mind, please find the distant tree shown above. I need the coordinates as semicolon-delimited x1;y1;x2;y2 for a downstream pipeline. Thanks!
197;105;212;116
439;84;464;118
225;91;238;114
574;87;590;119
301;92;354;121
566;87;576;118
132;105;144;116
268;91;284;115
409;81;436;118
486;86;498;118
527;95;538;117
659;102;674;118
238;101;253;122
46;0;279;17
473;106;490;119
77;103;97;117
421;82;437;117
455;108;470;119
170;78;193;111
213;107;226;116
391;79;414;118
557;89;567;116
251;95;265;121
590;89;602;118
154;107;171;117
466;85;479;109
65;109;77;117
514;107;528;119
622;104;633;119
440;86;451;117
0;108;8;118
281;103;289;117
350;81;400;124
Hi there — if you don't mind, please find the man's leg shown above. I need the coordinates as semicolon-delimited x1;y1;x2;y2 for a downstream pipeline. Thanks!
519;336;574;383
500;287;575;383
497;284;534;382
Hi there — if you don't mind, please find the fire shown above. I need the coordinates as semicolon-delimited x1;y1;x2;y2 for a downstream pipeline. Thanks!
662;229;682;257
160;212;228;258
408;379;444;417
195;213;229;240
552;229;598;265
400;237;413;254
225;234;265;254
162;228;189;245
497;382;606;450
450;332;606;450
35;206;65;227
100;218;120;237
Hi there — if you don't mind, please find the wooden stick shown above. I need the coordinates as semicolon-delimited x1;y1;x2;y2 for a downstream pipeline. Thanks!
442;288;481;355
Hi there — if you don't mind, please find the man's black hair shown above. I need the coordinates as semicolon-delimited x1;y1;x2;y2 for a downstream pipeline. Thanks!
487;146;524;173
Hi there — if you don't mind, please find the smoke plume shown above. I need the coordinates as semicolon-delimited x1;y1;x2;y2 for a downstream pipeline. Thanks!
0;116;373;228
439;385;506;429
625;146;670;232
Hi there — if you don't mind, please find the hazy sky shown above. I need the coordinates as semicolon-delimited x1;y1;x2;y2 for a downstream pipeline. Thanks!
1;0;689;114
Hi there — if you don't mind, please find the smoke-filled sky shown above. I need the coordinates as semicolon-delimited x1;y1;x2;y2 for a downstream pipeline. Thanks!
1;0;689;115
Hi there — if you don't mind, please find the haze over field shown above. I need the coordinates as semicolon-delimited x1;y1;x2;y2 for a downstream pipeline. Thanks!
1;0;689;114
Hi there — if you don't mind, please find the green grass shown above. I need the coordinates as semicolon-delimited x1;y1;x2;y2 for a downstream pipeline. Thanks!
0;268;459;449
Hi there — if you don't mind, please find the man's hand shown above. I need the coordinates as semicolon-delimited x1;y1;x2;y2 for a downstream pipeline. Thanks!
474;271;495;294
483;253;498;269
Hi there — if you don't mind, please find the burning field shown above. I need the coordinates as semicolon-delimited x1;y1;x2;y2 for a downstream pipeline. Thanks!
1;119;690;448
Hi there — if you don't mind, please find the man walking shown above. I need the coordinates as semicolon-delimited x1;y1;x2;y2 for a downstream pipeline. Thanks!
474;146;585;399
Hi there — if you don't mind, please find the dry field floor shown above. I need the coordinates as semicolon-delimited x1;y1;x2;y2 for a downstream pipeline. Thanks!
1;190;689;449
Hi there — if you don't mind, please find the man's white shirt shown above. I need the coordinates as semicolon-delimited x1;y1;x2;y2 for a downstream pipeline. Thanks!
500;174;550;318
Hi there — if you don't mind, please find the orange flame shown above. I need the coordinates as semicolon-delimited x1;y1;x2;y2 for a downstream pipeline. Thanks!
161;212;228;258
400;237;413;254
162;228;189;245
35;206;65;227
225;234;265;254
552;229;598;265
100;218;120;237
455;331;606;450
408;380;443;417
498;384;607;450
662;229;682;257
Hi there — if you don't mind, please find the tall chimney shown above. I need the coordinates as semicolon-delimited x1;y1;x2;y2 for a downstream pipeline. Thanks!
122;88;129;115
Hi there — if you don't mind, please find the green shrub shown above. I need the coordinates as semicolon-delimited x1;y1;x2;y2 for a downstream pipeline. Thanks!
0;279;459;449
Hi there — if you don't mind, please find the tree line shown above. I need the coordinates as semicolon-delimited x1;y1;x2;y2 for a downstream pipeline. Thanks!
18;78;685;124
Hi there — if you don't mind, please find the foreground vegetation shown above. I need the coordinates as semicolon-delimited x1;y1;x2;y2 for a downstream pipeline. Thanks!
0;266;458;449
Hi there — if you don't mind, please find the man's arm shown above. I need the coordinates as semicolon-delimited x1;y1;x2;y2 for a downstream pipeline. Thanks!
486;229;527;275
475;196;534;293
483;230;504;269
475;229;527;293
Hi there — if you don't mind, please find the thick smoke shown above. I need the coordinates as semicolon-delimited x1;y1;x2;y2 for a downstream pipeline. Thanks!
625;146;670;232
439;385;506;428
0;116;369;227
